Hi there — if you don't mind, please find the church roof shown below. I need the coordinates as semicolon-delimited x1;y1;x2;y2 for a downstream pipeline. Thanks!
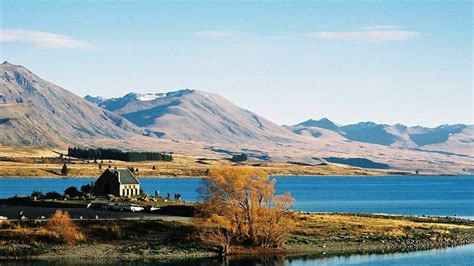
104;168;140;184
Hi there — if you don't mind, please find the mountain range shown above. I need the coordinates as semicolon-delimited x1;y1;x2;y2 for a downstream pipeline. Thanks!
285;119;473;157
86;90;298;144
1;62;472;174
0;61;144;147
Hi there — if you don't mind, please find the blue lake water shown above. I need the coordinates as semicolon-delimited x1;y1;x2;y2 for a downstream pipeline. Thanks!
0;175;472;217
0;175;473;265
283;244;474;266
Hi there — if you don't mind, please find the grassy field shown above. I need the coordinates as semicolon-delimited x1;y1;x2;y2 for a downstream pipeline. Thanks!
0;213;472;260
0;146;390;177
0;146;62;158
287;213;473;254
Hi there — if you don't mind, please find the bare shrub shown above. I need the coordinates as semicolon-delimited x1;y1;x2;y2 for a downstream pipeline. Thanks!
46;209;83;245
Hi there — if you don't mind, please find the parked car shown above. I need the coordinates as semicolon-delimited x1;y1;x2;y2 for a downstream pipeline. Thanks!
106;203;121;211
145;205;160;213
120;204;144;212
130;205;144;212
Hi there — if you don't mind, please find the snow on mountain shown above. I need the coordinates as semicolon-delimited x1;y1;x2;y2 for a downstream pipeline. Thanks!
96;89;297;143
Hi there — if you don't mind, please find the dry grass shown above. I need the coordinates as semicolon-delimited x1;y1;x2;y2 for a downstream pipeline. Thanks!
0;146;62;158
0;221;57;246
293;213;473;240
0;147;385;177
0;213;472;259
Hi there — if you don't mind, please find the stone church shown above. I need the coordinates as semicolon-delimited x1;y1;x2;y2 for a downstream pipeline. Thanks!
94;168;140;197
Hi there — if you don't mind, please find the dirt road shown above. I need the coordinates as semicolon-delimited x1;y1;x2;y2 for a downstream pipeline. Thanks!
0;204;191;222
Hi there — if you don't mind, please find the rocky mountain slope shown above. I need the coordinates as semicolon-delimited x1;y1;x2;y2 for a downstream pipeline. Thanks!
1;62;471;174
287;118;473;157
0;62;145;147
85;91;472;174
89;90;299;144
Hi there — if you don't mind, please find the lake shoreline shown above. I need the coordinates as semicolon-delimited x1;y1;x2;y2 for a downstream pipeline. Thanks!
0;172;460;179
15;242;473;263
1;213;473;262
1;175;472;217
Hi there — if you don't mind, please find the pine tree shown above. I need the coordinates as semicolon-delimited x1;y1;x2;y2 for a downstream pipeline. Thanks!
61;163;69;176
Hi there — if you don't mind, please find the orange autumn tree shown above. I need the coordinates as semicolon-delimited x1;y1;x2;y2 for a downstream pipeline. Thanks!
47;209;83;245
195;167;296;254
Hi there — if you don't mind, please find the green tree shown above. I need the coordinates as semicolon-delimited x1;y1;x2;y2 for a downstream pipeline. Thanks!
30;190;44;199
61;163;69;176
64;186;80;198
44;191;62;199
80;183;94;195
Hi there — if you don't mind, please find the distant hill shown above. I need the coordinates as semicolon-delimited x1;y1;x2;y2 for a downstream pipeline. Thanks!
1;61;471;174
0;62;144;147
84;95;106;105
288;118;473;156
341;122;402;146
297;118;341;132
86;91;472;173
88;90;299;144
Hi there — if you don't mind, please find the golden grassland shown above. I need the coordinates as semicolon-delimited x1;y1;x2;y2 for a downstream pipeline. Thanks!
0;213;472;260
291;213;472;244
0;146;388;177
0;146;62;158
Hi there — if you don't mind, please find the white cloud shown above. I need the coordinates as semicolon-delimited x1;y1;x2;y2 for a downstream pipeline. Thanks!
193;31;235;39
302;30;420;43
0;29;90;48
195;26;420;43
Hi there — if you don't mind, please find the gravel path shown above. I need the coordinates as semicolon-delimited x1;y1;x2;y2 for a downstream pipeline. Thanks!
0;204;191;222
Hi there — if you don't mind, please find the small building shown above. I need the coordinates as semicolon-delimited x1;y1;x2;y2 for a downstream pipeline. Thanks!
94;168;140;197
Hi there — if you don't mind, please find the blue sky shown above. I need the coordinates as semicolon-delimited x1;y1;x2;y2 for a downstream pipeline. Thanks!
1;0;472;127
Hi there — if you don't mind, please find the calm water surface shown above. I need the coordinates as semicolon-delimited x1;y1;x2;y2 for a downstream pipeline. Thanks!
0;175;473;265
1;244;473;265
0;175;472;217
